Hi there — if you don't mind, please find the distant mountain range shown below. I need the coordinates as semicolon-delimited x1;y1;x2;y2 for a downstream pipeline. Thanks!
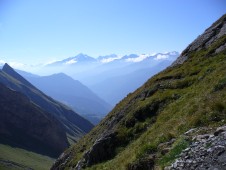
0;51;179;124
0;64;94;157
18;51;179;123
21;72;112;125
47;51;179;66
48;53;96;66
44;51;179;106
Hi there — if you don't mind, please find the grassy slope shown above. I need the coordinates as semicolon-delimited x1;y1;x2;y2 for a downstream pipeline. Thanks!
0;144;54;170
62;34;226;170
84;35;226;170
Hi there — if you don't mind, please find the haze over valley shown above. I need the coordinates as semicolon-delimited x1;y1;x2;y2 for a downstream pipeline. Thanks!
0;0;225;170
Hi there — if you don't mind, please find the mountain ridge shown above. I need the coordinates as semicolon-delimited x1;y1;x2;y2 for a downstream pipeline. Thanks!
47;51;179;66
0;64;94;150
23;72;112;124
0;82;68;157
52;14;226;170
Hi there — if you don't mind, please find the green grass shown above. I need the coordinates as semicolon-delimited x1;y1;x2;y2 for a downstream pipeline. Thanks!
158;137;190;167
0;144;54;170
59;35;226;170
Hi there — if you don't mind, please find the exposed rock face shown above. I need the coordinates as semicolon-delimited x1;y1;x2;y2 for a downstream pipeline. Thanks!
83;133;116;166
51;132;117;170
128;157;155;170
166;125;226;170
50;152;72;170
172;14;226;66
75;133;116;169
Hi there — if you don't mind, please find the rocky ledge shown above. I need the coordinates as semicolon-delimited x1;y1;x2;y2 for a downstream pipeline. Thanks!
171;14;226;66
165;125;226;170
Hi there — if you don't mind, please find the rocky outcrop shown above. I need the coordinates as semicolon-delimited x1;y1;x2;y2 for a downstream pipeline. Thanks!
165;125;226;170
50;152;72;170
75;133;116;169
172;14;226;66
128;156;155;170
84;133;116;165
51;132;117;170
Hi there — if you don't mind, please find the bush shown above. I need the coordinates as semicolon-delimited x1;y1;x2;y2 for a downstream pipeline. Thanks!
214;77;226;91
212;102;225;112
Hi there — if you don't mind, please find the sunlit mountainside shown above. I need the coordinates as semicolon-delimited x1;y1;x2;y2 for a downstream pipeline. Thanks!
0;1;225;170
52;14;226;170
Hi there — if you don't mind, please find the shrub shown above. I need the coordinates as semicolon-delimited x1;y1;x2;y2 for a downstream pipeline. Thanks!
213;77;226;91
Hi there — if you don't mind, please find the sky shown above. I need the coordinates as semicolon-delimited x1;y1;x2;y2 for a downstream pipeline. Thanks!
0;0;225;67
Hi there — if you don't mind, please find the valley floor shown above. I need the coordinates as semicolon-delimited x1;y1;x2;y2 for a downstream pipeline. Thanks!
0;144;54;170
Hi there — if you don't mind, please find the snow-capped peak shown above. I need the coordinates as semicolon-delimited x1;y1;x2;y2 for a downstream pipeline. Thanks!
125;54;151;62
154;51;180;60
65;58;77;65
98;54;123;63
46;51;179;66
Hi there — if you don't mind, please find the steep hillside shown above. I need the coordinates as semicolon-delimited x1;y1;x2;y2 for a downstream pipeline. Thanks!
0;83;68;157
52;14;226;170
23;73;112;124
91;60;176;105
0;64;94;144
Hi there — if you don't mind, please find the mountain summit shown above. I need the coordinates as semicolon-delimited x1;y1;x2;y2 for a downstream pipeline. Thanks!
2;63;35;87
52;14;226;169
47;52;179;66
49;53;96;66
0;64;94;157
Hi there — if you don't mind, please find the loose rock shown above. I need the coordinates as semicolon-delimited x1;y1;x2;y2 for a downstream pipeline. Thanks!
167;125;226;170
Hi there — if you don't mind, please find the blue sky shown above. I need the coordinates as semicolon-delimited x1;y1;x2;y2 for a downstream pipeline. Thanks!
0;0;225;66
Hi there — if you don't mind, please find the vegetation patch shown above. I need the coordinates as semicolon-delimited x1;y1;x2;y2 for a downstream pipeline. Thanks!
158;137;190;167
55;28;226;170
213;77;226;91
136;143;157;159
0;144;54;170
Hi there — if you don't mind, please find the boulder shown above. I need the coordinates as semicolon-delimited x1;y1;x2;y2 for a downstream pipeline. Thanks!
127;157;155;170
214;126;226;136
76;132;116;168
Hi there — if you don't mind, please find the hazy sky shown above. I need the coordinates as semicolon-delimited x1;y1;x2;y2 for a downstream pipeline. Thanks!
0;0;225;65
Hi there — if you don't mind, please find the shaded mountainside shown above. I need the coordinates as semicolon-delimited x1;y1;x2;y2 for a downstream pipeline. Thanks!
23;73;112;125
0;64;93;139
0;83;68;157
0;64;94;159
52;14;226;169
